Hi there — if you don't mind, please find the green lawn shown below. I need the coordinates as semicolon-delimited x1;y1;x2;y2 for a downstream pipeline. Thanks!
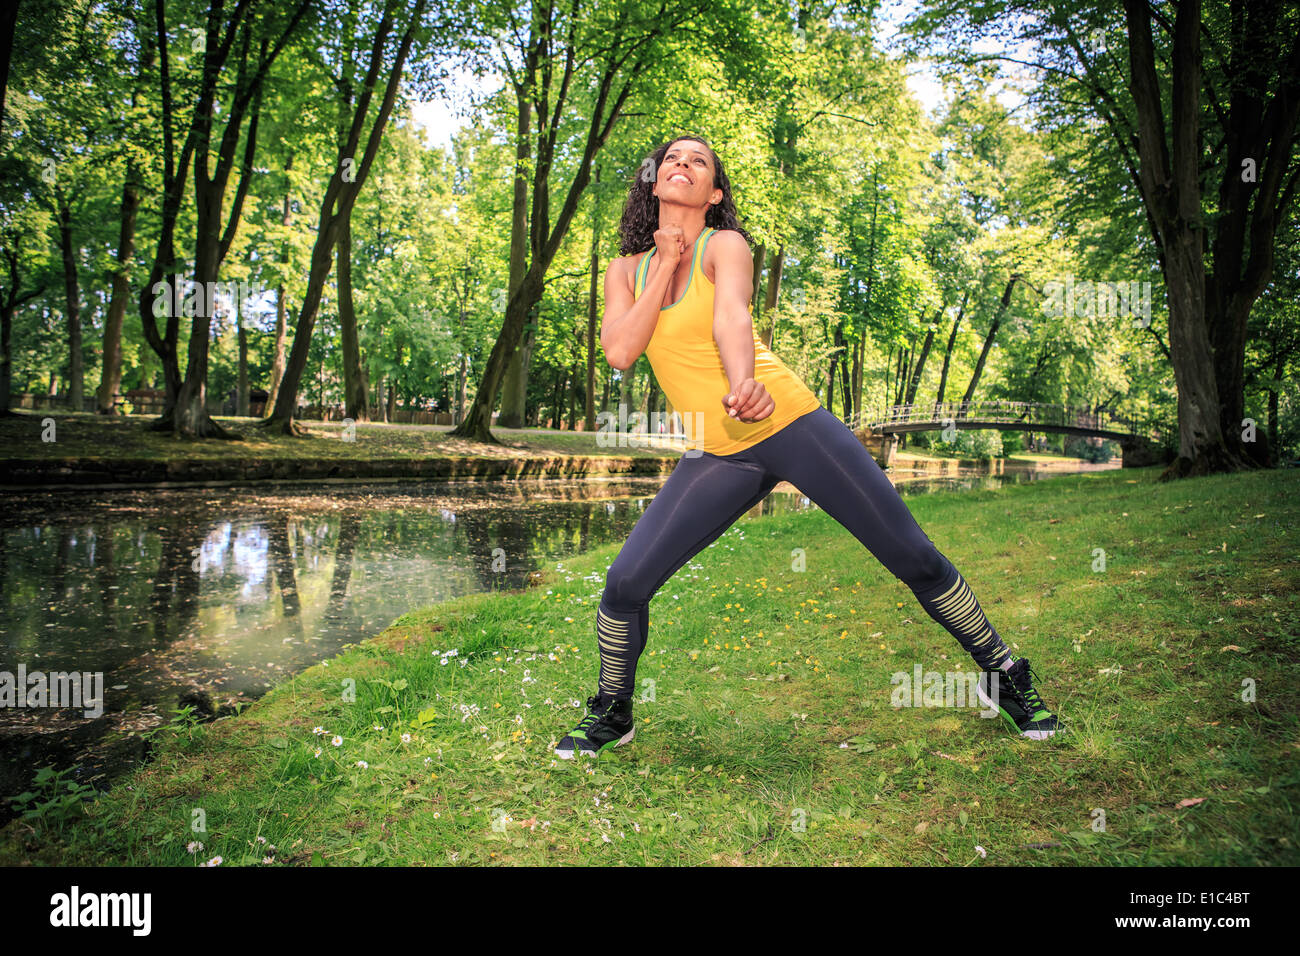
4;466;1296;866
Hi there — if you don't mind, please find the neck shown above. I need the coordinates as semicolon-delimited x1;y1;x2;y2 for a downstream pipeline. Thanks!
656;201;708;245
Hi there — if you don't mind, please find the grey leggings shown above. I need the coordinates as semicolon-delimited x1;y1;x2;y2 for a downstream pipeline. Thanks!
595;405;1011;699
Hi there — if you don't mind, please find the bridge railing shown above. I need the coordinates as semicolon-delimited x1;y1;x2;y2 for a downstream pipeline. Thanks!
844;401;1148;437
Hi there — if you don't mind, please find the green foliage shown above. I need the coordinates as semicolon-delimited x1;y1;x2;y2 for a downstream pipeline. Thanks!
928;428;1004;460
1064;435;1117;463
7;766;99;837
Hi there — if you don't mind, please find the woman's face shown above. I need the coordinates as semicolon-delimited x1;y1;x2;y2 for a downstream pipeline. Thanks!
655;139;719;207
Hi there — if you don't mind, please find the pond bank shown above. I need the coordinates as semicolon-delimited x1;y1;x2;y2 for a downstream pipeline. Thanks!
0;452;678;490
0;407;1116;489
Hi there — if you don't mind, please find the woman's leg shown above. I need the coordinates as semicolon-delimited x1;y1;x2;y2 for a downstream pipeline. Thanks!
595;450;781;700
751;407;1012;671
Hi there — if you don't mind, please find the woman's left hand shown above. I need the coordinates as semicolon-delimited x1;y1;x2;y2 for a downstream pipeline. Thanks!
723;379;775;423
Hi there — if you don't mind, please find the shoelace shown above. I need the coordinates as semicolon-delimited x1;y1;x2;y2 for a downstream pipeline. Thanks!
574;695;609;733
1009;659;1048;715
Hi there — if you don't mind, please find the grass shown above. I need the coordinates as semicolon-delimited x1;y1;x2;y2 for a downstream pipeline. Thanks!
3;465;1297;866
0;410;678;462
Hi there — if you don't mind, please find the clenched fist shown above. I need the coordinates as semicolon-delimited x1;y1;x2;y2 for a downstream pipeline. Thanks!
722;379;775;423
653;224;685;266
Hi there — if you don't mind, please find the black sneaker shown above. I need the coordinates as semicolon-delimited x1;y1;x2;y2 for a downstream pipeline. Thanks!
977;658;1060;739
554;693;635;759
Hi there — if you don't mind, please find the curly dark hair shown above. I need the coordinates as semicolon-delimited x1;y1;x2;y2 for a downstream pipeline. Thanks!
616;134;754;256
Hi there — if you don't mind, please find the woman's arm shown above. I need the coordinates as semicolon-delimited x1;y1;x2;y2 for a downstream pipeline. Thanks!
599;232;683;370
711;230;774;422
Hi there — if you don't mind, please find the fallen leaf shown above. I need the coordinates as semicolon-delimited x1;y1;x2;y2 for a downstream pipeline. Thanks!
1176;797;1206;808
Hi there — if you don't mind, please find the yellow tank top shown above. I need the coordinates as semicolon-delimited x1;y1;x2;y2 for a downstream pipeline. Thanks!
634;225;821;455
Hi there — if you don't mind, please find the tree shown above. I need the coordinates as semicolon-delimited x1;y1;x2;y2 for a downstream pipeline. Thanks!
906;0;1300;476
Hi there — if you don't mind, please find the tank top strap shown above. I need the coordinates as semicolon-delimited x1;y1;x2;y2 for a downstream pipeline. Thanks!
635;226;716;299
635;246;652;298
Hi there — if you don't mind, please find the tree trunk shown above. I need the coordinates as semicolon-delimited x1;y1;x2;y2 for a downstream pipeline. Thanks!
750;242;765;334
387;349;400;422
0;0;16;145
895;343;912;406
501;325;535;427
170;200;227;438
881;344;891;417
498;340;528;428
852;335;864;421
494;64;534;432
839;334;851;416
644;374;659;423
97;170;140;415
144;2;311;437
935;289;967;409
567;359;580;430
826;329;840;417
338;216;369;421
265;167;293;413
97;33;152;416
549;368;564;429
905;310;938;406
585;166;601;431
57;197;83;411
267;283;289;410
761;244;784;347
456;352;467;423
1202;0;1297;471
0;281;40;412
237;312;249;416
620;362;635;419
1267;351;1281;456
962;276;1018;406
1123;0;1257;477
0;302;12;413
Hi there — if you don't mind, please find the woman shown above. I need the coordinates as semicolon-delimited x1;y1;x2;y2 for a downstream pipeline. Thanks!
555;135;1059;758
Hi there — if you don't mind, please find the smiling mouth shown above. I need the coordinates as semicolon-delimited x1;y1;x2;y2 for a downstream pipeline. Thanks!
667;172;692;184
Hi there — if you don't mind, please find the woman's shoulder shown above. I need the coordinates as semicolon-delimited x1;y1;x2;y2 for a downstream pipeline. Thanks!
701;227;750;282
608;248;652;296
703;227;750;259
